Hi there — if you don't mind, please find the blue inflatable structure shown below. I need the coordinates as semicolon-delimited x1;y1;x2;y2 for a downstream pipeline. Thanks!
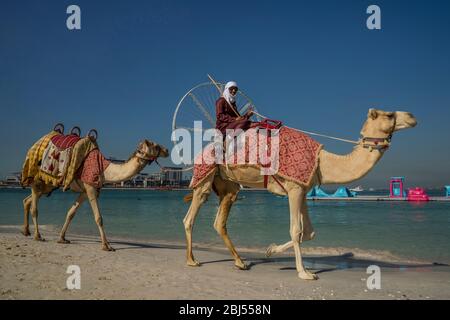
307;186;330;197
307;185;358;198
445;186;450;197
332;187;356;197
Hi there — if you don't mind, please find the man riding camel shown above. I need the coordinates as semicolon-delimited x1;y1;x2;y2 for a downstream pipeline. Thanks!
215;81;255;135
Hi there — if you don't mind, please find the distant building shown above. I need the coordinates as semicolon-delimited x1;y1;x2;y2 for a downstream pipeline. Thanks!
132;173;149;187
145;172;163;187
161;167;183;186
4;172;21;186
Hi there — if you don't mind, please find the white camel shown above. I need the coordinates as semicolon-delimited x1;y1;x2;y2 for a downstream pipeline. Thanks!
183;109;417;280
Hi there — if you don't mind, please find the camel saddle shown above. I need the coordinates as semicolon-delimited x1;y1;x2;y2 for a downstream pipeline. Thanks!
22;125;104;190
39;134;81;181
190;126;323;190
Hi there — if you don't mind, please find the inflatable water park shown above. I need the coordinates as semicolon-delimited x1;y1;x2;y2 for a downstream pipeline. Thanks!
306;177;450;202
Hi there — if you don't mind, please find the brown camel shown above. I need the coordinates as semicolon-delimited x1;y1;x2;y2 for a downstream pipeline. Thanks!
22;140;169;251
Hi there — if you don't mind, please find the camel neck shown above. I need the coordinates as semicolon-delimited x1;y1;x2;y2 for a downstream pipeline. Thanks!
318;144;385;184
103;156;146;183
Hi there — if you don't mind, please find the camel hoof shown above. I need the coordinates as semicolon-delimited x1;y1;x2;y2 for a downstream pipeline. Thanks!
298;271;318;280
265;243;277;257
57;239;71;244
34;235;45;242
21;230;31;237
187;259;201;267
102;245;115;252
235;261;249;270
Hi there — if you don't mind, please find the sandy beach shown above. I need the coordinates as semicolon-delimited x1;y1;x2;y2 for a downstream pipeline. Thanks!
1;227;449;300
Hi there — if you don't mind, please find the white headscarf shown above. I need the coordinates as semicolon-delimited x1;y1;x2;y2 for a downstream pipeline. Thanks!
223;81;238;105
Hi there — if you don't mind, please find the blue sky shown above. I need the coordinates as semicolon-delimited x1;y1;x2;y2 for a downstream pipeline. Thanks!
1;0;449;188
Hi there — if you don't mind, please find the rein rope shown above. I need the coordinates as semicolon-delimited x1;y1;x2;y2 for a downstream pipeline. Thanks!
251;110;360;145
162;109;392;173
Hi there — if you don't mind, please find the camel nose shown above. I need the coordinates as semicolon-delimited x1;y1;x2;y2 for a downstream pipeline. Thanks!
406;113;417;127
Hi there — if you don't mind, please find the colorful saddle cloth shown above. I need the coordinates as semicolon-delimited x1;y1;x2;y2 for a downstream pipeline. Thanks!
22;130;110;189
190;126;323;189
21;131;60;186
77;149;111;189
39;134;81;184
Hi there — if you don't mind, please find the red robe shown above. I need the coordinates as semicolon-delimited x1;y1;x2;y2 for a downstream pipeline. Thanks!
215;97;252;134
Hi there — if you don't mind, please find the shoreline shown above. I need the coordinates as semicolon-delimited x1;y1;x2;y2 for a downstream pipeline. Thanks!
2;186;448;201
0;224;441;266
1;228;449;300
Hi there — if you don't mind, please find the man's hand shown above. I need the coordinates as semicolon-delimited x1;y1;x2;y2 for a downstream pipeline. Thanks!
244;109;254;118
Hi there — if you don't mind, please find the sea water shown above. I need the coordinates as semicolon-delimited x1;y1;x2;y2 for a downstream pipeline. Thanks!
0;188;449;263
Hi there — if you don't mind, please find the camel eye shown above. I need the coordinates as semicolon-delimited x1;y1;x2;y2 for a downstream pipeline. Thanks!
386;113;394;119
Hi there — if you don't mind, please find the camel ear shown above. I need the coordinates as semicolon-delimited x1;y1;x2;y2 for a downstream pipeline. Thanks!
368;108;378;120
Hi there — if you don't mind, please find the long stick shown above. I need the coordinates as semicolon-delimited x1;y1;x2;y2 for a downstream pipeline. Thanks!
207;74;241;117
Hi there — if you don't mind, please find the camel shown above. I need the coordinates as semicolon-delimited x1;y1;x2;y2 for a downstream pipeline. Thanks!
22;139;169;251
183;109;417;280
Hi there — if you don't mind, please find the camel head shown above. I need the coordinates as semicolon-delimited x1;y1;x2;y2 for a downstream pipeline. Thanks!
137;139;169;160
361;109;417;139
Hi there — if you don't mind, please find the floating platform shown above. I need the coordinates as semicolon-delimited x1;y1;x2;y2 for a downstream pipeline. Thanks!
307;196;450;202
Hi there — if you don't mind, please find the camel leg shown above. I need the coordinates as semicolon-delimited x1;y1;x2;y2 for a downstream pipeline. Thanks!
22;195;32;236
266;241;293;257
213;179;247;270
266;194;315;257
84;183;114;251
183;177;213;267
30;186;44;241
288;188;317;280
58;193;86;244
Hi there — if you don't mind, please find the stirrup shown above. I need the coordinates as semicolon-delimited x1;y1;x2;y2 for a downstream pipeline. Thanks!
53;123;64;134
87;129;98;141
70;126;81;137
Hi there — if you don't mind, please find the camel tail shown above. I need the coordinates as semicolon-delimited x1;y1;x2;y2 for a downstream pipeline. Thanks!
183;193;193;203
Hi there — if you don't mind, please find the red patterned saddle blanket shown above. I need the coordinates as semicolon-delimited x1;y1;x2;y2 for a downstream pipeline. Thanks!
190;126;323;189
77;149;111;188
51;134;81;150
